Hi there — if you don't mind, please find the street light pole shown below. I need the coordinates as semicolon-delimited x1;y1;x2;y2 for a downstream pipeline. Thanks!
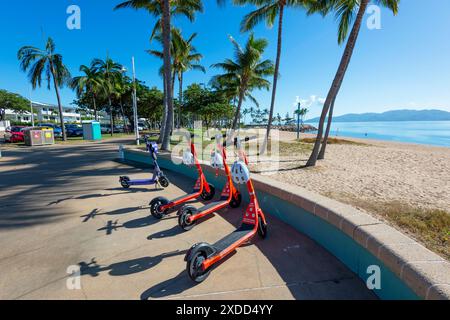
296;97;301;141
131;57;140;146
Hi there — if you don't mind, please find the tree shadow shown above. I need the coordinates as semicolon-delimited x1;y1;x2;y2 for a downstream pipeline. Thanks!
81;207;145;223
79;250;187;277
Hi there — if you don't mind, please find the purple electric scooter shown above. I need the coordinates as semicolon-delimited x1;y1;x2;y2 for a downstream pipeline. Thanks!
119;136;170;189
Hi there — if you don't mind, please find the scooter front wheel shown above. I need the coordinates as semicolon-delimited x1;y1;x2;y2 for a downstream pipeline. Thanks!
258;216;268;239
120;176;131;189
159;176;170;188
178;206;197;231
187;251;211;283
229;192;242;208
201;184;215;201
150;197;169;219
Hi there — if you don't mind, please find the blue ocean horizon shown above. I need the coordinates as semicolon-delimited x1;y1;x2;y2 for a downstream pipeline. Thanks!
305;121;450;148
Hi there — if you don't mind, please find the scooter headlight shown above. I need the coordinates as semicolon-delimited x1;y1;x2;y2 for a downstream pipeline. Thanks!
231;161;250;184
210;151;224;169
182;150;195;166
151;142;159;154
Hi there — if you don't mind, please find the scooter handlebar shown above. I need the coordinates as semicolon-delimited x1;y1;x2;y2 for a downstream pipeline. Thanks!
210;133;228;141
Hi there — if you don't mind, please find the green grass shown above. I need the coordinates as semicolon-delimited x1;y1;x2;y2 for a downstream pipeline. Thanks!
301;137;369;146
335;197;450;260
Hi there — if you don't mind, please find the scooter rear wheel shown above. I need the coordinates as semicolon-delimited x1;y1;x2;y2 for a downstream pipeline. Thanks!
187;251;211;283
201;184;215;201
258;216;268;239
120;176;130;189
178;206;197;231
229;192;242;208
159;176;170;188
150;197;169;219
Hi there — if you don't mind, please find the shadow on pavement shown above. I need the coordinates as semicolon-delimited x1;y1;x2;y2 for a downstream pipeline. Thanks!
79;250;187;277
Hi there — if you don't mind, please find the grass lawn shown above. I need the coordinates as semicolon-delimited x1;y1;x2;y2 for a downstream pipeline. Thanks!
331;196;450;260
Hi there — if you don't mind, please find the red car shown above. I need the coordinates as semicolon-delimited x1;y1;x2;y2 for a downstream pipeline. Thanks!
4;126;27;143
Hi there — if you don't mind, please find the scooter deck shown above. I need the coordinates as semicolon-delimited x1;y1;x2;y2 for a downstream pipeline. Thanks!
212;223;254;252
129;179;155;185
171;192;197;204
197;200;227;213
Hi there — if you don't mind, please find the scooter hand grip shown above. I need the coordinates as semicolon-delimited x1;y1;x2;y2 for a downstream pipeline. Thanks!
211;133;227;141
244;136;257;142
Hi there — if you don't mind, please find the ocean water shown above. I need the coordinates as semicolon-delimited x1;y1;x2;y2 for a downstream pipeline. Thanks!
306;121;450;148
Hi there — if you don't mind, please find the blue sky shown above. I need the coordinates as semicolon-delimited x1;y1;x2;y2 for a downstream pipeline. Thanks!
1;0;449;120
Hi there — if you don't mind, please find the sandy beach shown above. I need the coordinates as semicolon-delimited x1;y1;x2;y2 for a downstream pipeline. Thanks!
251;130;450;213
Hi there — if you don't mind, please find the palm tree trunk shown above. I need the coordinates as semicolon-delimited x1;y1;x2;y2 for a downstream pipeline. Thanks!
161;0;174;151
318;96;336;159
306;0;369;167
50;63;67;141
158;73;167;144
260;4;284;155
231;89;245;132
171;70;176;131
178;72;183;129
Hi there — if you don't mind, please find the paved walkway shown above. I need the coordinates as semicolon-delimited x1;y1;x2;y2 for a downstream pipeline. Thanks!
0;141;376;300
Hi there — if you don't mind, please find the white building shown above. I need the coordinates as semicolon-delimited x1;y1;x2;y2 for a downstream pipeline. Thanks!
5;101;82;124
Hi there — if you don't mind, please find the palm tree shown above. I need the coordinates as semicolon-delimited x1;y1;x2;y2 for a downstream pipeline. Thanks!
174;31;205;128
211;34;275;131
115;0;204;150
17;37;71;140
306;0;399;166
70;64;103;121
294;106;309;137
148;28;205;129
91;58;124;136
237;0;311;152
114;74;133;132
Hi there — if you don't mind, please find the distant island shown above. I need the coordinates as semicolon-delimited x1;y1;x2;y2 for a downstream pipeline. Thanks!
306;109;450;123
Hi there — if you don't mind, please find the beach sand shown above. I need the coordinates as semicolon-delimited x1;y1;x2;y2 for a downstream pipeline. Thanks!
251;130;450;212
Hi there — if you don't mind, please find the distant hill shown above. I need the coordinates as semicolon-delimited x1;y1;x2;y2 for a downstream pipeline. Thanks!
306;109;450;123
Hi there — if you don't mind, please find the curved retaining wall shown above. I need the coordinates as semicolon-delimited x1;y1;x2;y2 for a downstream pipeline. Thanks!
122;148;450;300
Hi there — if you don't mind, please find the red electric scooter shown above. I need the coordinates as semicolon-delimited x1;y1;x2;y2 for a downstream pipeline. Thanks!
177;134;243;231
184;136;268;283
149;133;216;219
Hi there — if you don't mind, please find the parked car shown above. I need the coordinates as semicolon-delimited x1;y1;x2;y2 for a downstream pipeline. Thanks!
4;126;27;143
138;122;148;131
112;125;122;133
38;123;63;138
101;124;112;134
66;124;83;137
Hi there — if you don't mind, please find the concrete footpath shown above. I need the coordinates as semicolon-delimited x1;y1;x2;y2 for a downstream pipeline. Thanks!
0;141;376;300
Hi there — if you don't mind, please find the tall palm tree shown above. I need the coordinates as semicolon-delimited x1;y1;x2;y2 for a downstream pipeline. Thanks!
175;31;205;128
91;58;124;136
211;34;275;131
70;64;103;121
114;0;204;150
237;0;311;152
114;74;133;132
306;0;399;166
17;37;71;140
150;28;205;128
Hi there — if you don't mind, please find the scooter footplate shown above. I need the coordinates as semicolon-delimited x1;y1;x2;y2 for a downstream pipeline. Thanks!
171;194;192;203
212;224;254;252
198;201;226;212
